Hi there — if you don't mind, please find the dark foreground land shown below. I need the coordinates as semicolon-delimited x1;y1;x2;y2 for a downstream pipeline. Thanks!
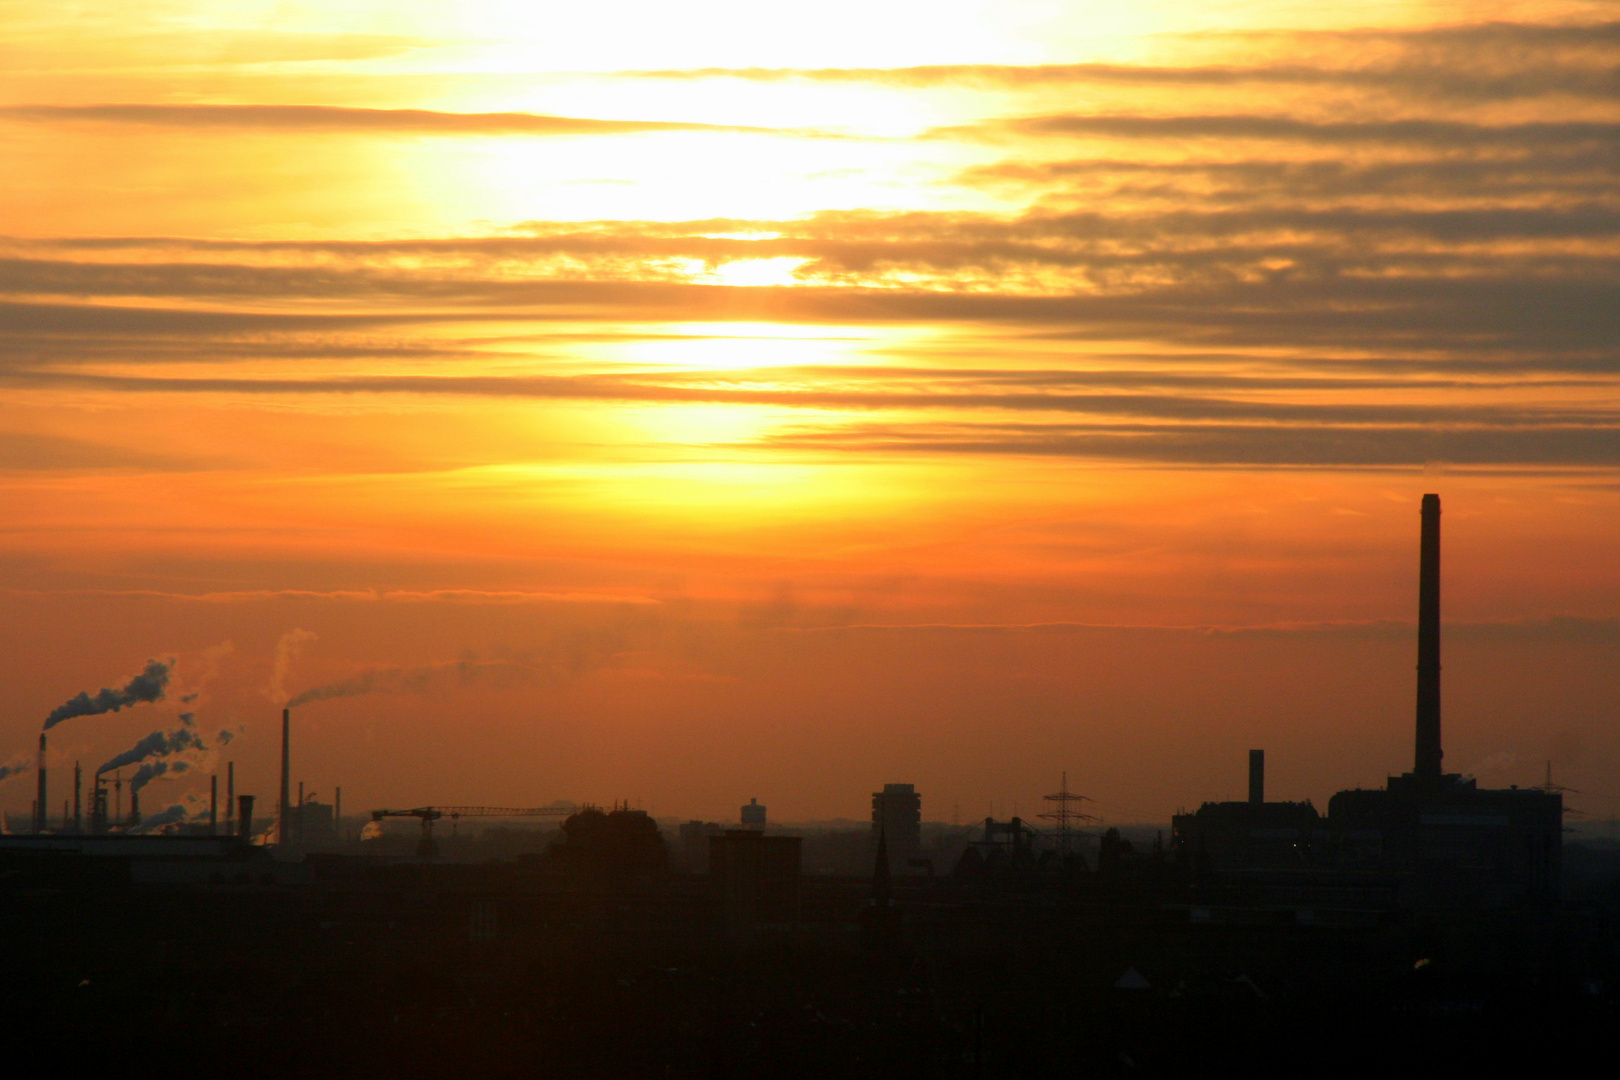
2;852;1618;1079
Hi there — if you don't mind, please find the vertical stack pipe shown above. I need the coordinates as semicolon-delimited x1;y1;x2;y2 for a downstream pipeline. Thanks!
279;708;290;845
225;761;235;834
35;734;46;833
1415;494;1443;779
73;762;81;834
93;778;108;835
1248;750;1265;806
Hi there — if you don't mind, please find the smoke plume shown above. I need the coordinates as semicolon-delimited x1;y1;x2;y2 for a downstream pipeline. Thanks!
0;754;32;784
129;758;195;793
286;656;562;708
97;726;205;776
132;803;190;833
43;659;171;730
266;628;317;705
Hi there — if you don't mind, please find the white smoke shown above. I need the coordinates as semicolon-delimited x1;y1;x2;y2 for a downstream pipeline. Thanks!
266;628;317;706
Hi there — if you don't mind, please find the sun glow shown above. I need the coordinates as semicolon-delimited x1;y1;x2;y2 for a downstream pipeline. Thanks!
703;258;807;288
598;321;898;372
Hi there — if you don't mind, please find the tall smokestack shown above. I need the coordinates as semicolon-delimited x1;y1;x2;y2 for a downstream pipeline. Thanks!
238;794;255;842
225;762;235;834
1415;493;1443;779
1248;749;1265;805
73;762;81;834
279;708;290;845
35;734;46;833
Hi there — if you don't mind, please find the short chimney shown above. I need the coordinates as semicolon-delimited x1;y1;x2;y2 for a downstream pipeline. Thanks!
1248;749;1265;805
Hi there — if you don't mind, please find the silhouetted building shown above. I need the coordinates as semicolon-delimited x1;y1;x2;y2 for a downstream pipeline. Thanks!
709;830;801;924
1323;495;1562;907
677;820;723;873
740;798;766;830
1173;749;1323;871
297;799;336;844
872;783;921;870
953;814;1089;881
549;806;668;889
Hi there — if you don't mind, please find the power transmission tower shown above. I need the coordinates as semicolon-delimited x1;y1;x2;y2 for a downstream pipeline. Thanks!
1038;772;1096;853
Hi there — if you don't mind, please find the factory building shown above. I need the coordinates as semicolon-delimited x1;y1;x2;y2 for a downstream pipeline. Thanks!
740;798;766;830
1172;750;1323;872
1325;495;1562;907
1176;495;1563;909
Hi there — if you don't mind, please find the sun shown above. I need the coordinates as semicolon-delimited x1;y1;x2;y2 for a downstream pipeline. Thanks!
703;258;808;288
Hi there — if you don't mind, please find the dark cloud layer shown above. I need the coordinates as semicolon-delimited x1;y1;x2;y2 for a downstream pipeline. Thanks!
6;13;1617;475
626;20;1620;102
764;420;1620;468
943;114;1620;150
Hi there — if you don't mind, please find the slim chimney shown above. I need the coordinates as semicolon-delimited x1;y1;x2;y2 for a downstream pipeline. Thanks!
35;734;46;833
210;774;218;834
238;794;255;842
130;787;140;827
1415;494;1443;779
73;761;82;834
91;778;108;835
279;708;291;845
1248;749;1265;805
225;762;235;834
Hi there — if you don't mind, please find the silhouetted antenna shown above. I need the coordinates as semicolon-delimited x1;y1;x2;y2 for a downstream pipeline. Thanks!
1538;760;1578;796
1536;761;1585;821
1038;772;1097;852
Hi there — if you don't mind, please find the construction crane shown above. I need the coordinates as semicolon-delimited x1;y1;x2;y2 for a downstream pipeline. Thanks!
369;805;574;858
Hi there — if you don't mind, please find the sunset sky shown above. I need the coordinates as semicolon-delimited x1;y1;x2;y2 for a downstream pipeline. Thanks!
4;0;1619;831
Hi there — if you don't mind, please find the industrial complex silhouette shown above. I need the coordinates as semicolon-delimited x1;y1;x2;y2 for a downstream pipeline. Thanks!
0;496;1612;1076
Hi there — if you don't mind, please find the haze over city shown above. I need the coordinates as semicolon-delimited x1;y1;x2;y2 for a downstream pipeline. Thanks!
4;0;1620;830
